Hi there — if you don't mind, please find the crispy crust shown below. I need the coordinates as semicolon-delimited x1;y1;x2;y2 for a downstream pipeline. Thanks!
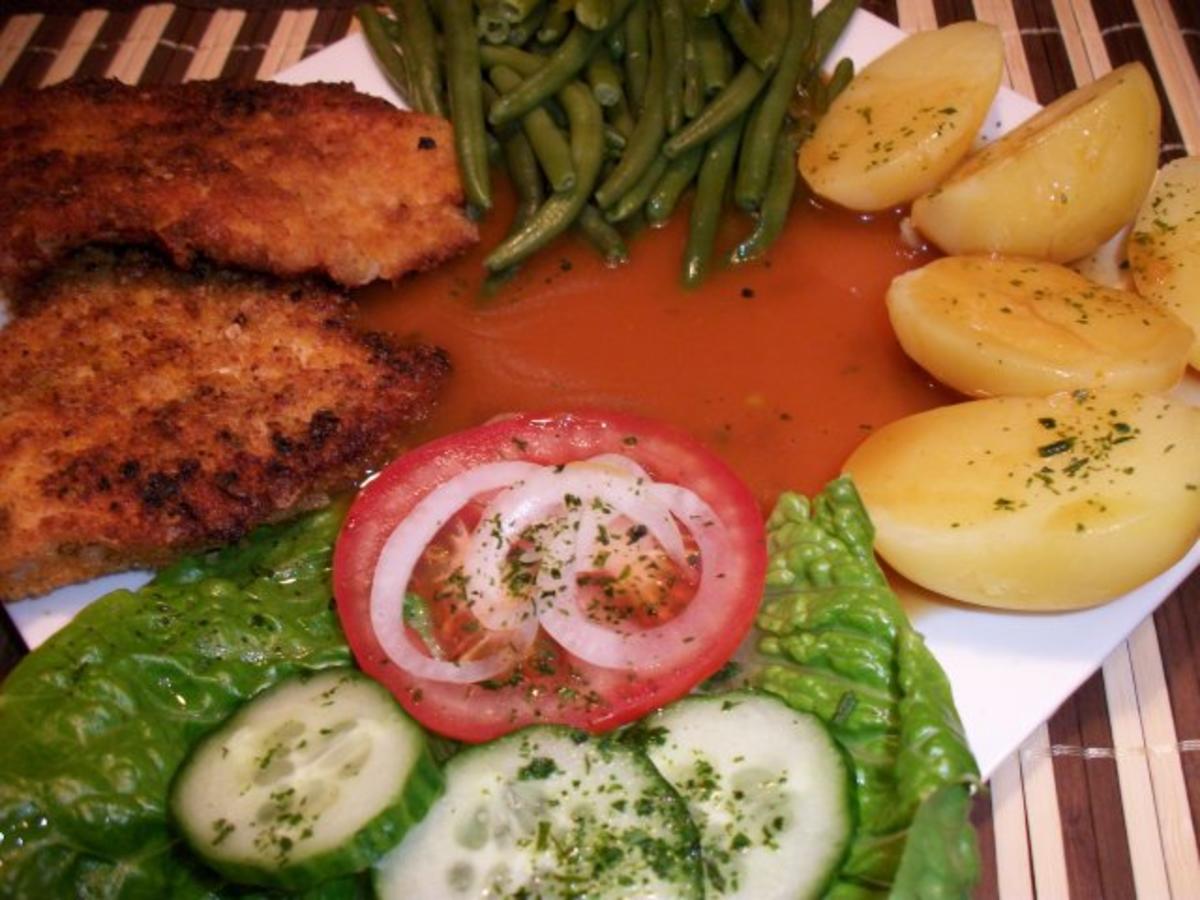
0;250;450;601
0;79;477;295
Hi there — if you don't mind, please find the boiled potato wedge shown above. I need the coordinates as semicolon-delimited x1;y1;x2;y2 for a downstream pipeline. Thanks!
1128;156;1200;369
887;256;1193;396
911;63;1161;263
798;22;1002;211
844;390;1200;611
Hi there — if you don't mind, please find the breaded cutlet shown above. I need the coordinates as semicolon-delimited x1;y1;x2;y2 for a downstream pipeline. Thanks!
0;249;450;602
0;79;477;296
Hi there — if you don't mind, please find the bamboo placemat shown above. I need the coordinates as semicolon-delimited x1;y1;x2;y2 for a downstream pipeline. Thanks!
1;2;1198;896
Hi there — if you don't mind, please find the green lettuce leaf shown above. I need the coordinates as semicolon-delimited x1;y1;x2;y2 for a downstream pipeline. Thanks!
752;477;981;898
0;477;983;898
0;507;354;898
890;784;979;900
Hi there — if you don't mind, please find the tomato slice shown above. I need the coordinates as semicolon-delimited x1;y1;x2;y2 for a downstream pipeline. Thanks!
333;410;767;743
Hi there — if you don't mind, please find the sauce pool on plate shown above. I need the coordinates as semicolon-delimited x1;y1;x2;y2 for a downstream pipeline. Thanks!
360;182;953;507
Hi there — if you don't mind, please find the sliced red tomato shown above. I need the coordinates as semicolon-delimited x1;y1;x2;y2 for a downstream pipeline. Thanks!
332;410;766;743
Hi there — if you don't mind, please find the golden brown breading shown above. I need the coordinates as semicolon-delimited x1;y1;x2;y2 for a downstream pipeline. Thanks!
0;250;450;602
0;79;477;296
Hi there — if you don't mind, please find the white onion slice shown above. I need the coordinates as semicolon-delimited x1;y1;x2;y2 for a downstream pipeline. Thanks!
370;453;732;683
529;507;587;622
537;483;730;672
370;461;541;683
580;456;691;569
464;458;689;628
580;455;696;585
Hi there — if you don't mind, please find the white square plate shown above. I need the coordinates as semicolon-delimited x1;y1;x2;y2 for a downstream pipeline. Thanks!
8;7;1199;780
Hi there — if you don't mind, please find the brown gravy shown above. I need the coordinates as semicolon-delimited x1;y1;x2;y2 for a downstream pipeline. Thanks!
361;183;954;508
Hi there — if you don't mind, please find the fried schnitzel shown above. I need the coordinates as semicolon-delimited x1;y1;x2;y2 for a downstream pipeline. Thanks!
0;250;450;602
0;79;477;296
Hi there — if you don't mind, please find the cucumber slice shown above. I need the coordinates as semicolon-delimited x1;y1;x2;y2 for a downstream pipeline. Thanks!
373;725;703;899
169;668;442;889
642;691;853;899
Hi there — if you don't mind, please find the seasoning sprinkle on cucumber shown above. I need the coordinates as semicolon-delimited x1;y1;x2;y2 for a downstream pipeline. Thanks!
373;726;705;898
358;0;862;285
170;668;443;889
638;692;853;899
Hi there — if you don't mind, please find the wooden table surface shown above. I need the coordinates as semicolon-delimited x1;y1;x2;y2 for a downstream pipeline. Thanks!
1;1;1198;896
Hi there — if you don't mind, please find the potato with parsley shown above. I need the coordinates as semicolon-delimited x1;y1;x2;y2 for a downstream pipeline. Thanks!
798;22;1003;211
1127;156;1200;369
887;256;1193;396
844;390;1200;611
912;63;1161;263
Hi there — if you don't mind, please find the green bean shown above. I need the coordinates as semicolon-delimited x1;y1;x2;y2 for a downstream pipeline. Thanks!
807;0;859;75
731;130;797;262
396;0;447;114
481;267;521;295
443;0;492;210
508;4;547;45
606;92;636;137
790;0;856;113
488;14;620;126
545;92;572;127
682;28;703;118
822;56;854;109
682;0;731;17
577;204;630;264
480;81;542;286
719;1;778;72
481;81;506;167
660;0;686;132
485;81;605;271
606;25;626;60
538;2;571;43
380;9;405;43
576;0;615;29
762;0;792;41
604;124;628;153
503;130;546;229
622;0;650;110
622;209;651;236
690;15;729;97
486;132;504;165
482;79;501;117
663;62;766;158
357;6;413;103
595;0;665;208
606;153;667;222
477;6;511;44
734;0;810;209
500;0;541;23
479;43;542;74
587;52;624;106
645;144;703;224
490;65;576;192
683;114;743;287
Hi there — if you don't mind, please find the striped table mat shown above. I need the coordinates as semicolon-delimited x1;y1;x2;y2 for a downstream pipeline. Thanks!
1;2;1198;897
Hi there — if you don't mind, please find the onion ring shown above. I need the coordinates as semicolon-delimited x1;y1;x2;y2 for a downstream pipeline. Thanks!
464;457;689;628
369;461;541;683
537;482;730;672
